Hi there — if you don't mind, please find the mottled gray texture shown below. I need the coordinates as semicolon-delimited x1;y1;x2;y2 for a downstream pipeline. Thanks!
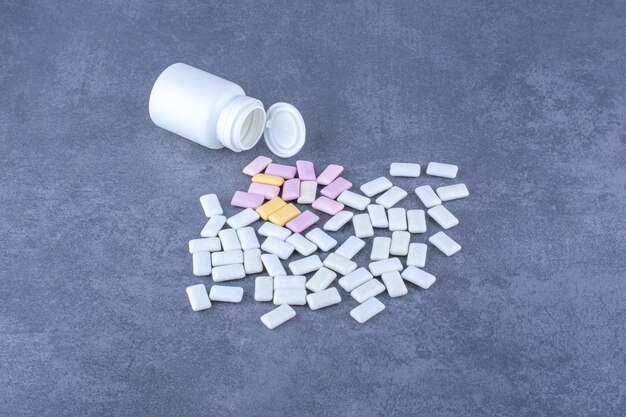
1;1;625;416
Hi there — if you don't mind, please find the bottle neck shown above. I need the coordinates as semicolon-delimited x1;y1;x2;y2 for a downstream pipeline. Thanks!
216;95;266;152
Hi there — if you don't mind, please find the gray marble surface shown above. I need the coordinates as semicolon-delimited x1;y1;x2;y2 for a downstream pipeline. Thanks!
1;1;624;416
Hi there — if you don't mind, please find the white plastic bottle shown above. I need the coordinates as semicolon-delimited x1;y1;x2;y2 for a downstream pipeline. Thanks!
149;63;305;157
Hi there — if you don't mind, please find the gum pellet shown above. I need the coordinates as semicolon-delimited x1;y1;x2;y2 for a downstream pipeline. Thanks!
305;228;337;252
258;222;292;240
282;178;301;201
338;267;373;292
243;248;264;274
261;236;295;260
390;163;421;177
296;160;316;181
401;266;436;289
226;208;260;229
252;173;285;187
407;243;427;268
212;264;245;282
415;185;442;208
273;288;307;305
255;276;273;302
389;231;410;256
260;254;286;277
200;215;226;237
352;213;374;238
337;190;370;211
429;231;461;256
274;275;306;289
306;267;337;292
230;191;264;209
288;255;323;275
407;209;427;233
320;177;352;199
316;164;344;185
285;233;318;256
427;205;459;229
312;196;344;215
268;203;301;226
211;249;243;266
388;207;407;231
381;271;408;298
323;210;353;231
323;252;358;275
192;251;212;276
350;297;385;323
200;194;223;218
248;183;280;200
367;204;389;228
265;163;297;179
286;210;319;233
369;258;402;276
218;229;241;251
436;183;469;201
261;304;296;329
360;176;393;197
375;186;407;209
351;278;385;303
370;237;391;261
236;227;260;250
426;162;458;178
186;284;211;311
297;181;317;204
335;236;365;259
256;197;287;220
243;156;272;176
189;237;221;253
307;287;341;310
209;285;243;303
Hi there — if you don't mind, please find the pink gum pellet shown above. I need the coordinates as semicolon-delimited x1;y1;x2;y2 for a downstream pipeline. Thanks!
286;210;319;233
312;196;344;215
296;160;316;181
320;177;352;199
243;156;272;176
231;191;265;209
316;164;344;185
265;163;297;179
282;179;301;201
248;183;280;200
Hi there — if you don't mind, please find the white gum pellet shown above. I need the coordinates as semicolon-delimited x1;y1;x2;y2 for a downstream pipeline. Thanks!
297;181;317;204
307;287;342;310
351;278;386;303
381;271;408;297
401;266;436;289
200;194;223;218
306;267;338;292
323;211;353;232
258;222;292;240
426;162;458;178
350;297;385;323
201;215;227;238
427;205;459;229
388;207;407;231
369;257;403;276
218;229;241;251
367;204;389;228
192;251;212;276
429;231;462;256
212;264;246;282
261;304;296;329
209;285;244;303
390;163;421;177
226;208;260;229
323;253;358;275
273;288;307;305
274;275;306;289
338;267;373;292
375;186;407;209
415;185;442;208
189;237;221;253
407;243;427;268
407;209;427;233
255;276;274;302
261;236;295;260
288;255;323;275
244;248;264;274
211;249;244;266
436;183;469;201
390;231;410;256
360;176;393;197
305;228;337;252
260;254;286;277
186;284;212;311
236;226;260;250
335;236;365;259
352;213;374;238
285;233;318;256
371;237;391;261
337;190;370;211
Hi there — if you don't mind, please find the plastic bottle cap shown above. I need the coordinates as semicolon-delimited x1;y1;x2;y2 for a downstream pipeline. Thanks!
263;102;306;158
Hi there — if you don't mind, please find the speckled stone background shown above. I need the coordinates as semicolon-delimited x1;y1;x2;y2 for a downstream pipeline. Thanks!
1;1;624;416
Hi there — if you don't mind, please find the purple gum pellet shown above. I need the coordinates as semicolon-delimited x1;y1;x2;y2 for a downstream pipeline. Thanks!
316;164;344;185
282;179;301;201
248;183;280;200
296;160;316;181
312;196;344;215
243;156;272;176
231;191;265;209
320;177;352;199
265;163;297;179
286;210;320;233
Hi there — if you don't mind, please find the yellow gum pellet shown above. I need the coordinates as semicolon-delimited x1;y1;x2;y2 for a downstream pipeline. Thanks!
268;203;301;227
252;173;285;187
256;197;287;220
